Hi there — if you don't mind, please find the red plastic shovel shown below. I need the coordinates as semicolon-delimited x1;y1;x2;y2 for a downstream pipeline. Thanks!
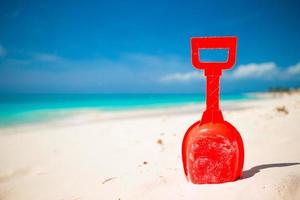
182;36;244;184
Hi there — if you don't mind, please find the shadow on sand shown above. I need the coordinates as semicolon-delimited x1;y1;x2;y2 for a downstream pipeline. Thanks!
240;162;300;180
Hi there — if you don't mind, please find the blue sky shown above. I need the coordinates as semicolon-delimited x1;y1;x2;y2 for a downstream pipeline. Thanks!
0;0;299;93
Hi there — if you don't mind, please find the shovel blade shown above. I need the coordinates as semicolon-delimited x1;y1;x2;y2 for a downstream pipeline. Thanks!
182;121;244;184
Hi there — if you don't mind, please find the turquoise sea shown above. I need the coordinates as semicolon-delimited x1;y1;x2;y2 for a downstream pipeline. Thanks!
0;93;254;126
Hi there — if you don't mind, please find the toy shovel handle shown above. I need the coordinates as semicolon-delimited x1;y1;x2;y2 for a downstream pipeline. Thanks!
191;37;237;75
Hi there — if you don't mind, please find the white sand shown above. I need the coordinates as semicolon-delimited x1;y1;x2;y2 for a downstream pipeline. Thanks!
0;93;300;200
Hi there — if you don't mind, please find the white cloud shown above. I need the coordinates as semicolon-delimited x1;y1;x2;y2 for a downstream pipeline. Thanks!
231;62;277;79
0;45;6;57
32;53;63;62
286;62;300;76
2;52;64;67
160;61;300;83
160;71;203;82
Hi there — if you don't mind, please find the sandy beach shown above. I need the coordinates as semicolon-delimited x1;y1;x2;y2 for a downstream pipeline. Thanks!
0;93;300;200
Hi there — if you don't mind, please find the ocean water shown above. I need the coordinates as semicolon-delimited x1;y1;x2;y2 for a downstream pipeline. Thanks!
0;93;254;126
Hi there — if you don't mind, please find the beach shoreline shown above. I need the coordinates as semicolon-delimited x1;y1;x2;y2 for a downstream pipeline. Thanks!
0;91;265;131
0;92;300;199
0;92;255;128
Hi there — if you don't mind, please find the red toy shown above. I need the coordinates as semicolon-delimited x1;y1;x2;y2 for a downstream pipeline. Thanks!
182;36;244;184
